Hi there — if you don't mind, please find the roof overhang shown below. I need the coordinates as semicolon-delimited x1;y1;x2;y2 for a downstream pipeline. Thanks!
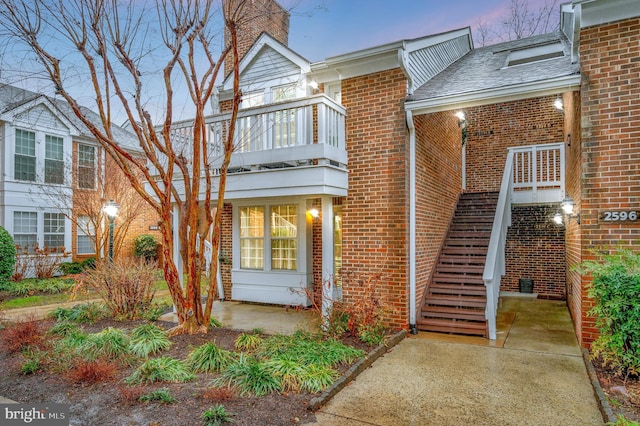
405;74;581;115
0;95;81;136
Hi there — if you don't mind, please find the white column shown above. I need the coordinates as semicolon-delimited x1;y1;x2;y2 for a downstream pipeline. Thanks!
321;196;334;319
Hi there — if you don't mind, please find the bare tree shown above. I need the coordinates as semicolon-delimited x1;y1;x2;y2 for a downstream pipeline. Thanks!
474;0;560;46
0;0;247;334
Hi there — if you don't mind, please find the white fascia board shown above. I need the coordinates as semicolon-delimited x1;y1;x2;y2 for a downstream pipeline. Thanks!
310;44;403;83
221;33;311;92
0;97;81;136
405;74;581;115
404;28;472;53
574;0;639;27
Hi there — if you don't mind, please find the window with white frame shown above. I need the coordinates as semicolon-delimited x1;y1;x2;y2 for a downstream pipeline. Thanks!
270;205;297;270
76;215;95;254
14;129;36;182
241;90;265;109
45;135;64;184
78;144;96;189
239;204;298;271
240;206;264;269
44;213;65;250
13;211;37;252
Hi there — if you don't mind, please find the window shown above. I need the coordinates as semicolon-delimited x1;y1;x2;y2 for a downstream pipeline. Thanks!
77;215;95;254
13;211;37;252
271;205;297;270
240;206;264;269
241;91;264;109
14;129;36;181
78;144;96;189
239;204;299;271
45;135;64;184
273;85;296;102
44;213;65;250
506;42;564;67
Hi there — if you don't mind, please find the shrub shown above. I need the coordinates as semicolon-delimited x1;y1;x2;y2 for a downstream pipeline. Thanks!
129;324;171;357
125;356;195;384
81;258;156;320
0;226;16;283
12;245;70;280
134;234;158;262
49;303;110;324
20;347;46;375
187;342;236;373
579;247;640;376
6;278;74;297
215;355;281;396
81;327;130;361
59;261;85;275
66;359;118;383
0;317;46;352
48;321;81;337
118;385;145;406
139;388;174;404
200;386;237;402
201;405;234;426
234;332;263;351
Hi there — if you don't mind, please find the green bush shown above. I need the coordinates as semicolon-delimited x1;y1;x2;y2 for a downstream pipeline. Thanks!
0;226;16;282
134;234;158;262
579;247;640;375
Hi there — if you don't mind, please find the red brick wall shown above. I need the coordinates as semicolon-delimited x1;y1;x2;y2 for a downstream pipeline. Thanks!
578;17;640;346
224;0;290;77
220;203;233;300
465;96;565;193
340;68;409;330
413;112;463;312
563;90;584;344
503;205;566;298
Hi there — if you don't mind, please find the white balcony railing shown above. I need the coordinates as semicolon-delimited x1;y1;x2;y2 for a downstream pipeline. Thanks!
483;142;565;339
511;142;564;204
158;95;347;177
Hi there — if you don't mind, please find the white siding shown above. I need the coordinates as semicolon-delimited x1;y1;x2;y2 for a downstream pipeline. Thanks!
409;35;471;92
14;104;69;133
241;46;301;85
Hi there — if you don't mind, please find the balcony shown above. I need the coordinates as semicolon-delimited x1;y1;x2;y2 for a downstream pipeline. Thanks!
168;94;348;199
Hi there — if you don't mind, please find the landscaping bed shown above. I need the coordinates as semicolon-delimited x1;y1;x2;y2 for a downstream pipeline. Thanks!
592;358;640;424
0;312;379;426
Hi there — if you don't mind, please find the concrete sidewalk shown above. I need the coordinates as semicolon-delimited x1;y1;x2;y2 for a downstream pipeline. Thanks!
310;297;603;425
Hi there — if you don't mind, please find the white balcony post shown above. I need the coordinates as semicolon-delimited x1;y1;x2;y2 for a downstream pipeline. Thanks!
321;196;334;320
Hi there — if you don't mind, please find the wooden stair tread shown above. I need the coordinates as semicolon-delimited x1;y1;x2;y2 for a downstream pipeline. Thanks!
421;306;486;321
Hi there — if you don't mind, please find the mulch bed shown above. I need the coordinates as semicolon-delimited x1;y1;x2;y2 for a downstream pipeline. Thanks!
591;357;640;423
0;318;376;426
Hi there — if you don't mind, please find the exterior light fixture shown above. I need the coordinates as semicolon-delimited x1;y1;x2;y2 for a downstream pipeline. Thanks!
103;199;119;261
554;196;580;225
554;97;564;114
455;111;467;146
308;80;319;90
308;208;319;219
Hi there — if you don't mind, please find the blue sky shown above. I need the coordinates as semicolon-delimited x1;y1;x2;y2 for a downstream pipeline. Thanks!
282;0;558;61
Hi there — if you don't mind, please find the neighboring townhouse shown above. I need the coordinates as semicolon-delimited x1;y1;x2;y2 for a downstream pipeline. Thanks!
167;0;638;347
0;84;159;267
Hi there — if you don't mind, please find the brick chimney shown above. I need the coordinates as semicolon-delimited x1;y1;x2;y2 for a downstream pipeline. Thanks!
223;0;290;77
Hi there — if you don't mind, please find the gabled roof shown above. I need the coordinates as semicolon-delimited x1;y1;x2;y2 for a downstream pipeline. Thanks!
220;32;310;93
0;83;140;151
406;32;581;114
310;27;472;92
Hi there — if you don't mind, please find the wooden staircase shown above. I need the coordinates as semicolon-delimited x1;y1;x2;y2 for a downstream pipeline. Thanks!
417;192;499;337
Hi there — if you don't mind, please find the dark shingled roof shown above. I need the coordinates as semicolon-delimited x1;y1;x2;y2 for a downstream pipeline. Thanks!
408;32;580;102
0;83;140;151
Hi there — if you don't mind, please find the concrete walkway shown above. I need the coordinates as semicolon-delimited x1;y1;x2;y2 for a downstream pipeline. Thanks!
310;297;603;425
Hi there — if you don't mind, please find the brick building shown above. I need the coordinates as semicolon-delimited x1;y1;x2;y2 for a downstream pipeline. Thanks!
168;0;639;346
0;84;159;267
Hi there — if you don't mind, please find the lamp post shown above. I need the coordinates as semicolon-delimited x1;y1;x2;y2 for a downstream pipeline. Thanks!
103;200;119;262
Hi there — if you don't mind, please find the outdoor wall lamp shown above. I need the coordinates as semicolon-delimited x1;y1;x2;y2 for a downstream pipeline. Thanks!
554;196;580;225
308;208;319;219
455;111;467;146
554;97;564;114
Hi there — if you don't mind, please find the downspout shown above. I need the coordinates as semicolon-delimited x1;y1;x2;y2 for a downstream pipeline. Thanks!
406;109;418;335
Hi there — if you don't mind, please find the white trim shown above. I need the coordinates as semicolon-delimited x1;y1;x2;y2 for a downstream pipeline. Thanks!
405;74;581;115
406;110;417;329
0;96;81;136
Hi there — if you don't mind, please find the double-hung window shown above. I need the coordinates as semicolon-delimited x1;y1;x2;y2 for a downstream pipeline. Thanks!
78;144;96;189
77;215;95;254
45;135;64;184
239;204;298;271
270;205;297;270
240;207;264;269
44;213;65;250
14;129;36;181
13;212;37;252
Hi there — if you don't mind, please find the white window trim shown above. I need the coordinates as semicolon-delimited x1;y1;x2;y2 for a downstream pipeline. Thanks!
77;143;98;190
10;126;72;186
8;209;71;254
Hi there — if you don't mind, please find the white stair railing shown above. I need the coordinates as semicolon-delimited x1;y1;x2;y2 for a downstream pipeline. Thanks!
483;151;514;340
